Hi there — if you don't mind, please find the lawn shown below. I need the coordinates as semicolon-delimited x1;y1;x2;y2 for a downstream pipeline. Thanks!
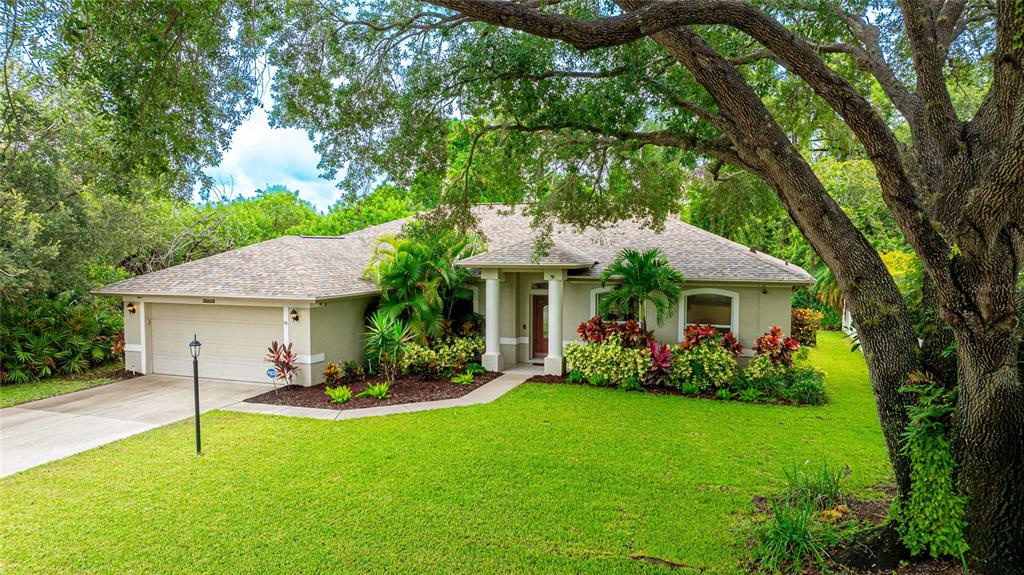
0;332;891;574
0;363;126;408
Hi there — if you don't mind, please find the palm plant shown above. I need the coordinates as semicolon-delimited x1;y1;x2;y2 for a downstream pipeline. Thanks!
364;310;413;383
363;232;479;342
598;248;685;331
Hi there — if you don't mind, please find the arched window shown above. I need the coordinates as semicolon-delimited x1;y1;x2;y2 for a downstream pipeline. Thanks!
679;288;740;340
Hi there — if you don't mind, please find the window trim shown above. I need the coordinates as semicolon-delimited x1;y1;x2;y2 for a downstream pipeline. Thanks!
590;286;640;322
678;288;740;341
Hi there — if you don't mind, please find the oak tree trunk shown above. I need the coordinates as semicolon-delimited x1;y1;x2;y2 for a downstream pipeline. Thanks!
954;329;1024;573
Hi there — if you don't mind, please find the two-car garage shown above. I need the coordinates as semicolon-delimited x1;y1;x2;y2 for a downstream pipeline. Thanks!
146;303;285;383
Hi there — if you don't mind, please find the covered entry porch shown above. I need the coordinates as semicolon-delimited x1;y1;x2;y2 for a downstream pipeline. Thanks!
457;242;599;376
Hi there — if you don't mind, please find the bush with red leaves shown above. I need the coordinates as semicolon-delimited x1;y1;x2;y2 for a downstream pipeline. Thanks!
720;331;744;357
754;326;801;366
576;316;653;349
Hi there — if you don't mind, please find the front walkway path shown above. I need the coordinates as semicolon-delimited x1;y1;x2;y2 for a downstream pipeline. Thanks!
223;365;542;421
0;375;270;477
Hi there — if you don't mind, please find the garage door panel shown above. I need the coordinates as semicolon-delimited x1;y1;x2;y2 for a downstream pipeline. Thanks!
150;304;282;383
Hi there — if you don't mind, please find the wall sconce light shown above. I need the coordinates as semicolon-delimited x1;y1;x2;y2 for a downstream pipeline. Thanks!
126;302;137;315
290;309;300;322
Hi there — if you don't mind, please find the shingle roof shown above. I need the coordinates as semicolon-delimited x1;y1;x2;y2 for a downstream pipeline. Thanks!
96;204;813;300
457;239;596;268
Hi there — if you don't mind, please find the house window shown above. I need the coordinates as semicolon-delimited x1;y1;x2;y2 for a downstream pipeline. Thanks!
591;287;639;322
680;289;739;338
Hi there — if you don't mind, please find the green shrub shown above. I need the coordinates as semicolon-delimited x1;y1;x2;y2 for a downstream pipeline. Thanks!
586;374;609;387
356;381;391;399
564;335;651;387
751;499;838;573
450;372;474;385
738;388;762;403
566;370;586;384
781;461;847;510
434;337;485;374
618;377;644;392
401;343;440;376
715;388;732;400
324;385;352;403
679;383;700;396
1;294;123;383
791;308;825;347
744;354;827;406
781;366;828;406
673;340;737;391
892;380;968;559
465;362;485;375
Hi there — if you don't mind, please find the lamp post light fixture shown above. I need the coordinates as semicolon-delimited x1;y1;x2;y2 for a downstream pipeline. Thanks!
189;334;202;455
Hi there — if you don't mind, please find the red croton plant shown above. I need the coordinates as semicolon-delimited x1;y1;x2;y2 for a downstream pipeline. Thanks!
576;316;653;349
754;326;801;367
679;324;744;357
265;341;300;392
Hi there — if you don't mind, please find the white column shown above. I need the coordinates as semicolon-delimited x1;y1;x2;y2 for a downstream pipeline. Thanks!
544;271;565;375
481;270;503;372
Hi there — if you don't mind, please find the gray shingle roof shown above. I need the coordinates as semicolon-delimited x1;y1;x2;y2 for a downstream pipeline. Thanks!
457;239;596;268
96;205;812;300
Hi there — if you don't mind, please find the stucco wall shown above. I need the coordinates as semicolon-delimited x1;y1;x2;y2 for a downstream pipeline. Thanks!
473;273;797;367
306;296;372;386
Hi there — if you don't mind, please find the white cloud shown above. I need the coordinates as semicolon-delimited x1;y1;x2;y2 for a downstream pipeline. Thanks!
201;107;342;212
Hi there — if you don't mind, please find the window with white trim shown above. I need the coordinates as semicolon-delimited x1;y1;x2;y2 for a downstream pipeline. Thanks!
591;287;639;322
680;289;739;338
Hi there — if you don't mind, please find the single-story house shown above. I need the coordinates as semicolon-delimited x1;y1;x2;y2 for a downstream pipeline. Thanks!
96;205;813;385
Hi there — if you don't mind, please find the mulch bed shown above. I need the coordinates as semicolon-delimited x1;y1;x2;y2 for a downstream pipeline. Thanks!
244;371;502;411
90;367;143;381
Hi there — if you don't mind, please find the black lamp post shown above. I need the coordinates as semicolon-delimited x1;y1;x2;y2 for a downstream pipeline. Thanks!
189;334;202;455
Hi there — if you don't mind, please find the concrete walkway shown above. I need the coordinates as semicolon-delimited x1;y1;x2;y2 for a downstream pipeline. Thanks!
0;375;270;477
223;365;542;421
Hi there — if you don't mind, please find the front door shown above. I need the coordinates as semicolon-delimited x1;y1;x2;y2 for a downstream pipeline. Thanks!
532;295;548;358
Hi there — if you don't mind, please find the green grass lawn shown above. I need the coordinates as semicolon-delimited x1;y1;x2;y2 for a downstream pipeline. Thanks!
0;332;890;574
0;362;125;408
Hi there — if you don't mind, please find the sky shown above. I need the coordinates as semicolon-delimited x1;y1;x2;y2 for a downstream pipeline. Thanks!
201;105;342;212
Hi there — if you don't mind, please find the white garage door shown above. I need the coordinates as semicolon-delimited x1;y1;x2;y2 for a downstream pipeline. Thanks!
149;304;283;382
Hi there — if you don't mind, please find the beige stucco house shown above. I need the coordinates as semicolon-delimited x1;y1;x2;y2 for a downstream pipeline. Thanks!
96;205;813;385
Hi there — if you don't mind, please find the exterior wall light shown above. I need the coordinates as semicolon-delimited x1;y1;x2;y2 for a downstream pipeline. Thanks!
290;309;300;322
126;302;137;315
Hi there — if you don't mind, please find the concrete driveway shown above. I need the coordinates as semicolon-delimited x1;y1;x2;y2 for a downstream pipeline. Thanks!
0;375;269;477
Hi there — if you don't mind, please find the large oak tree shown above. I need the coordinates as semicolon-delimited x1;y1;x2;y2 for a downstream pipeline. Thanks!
262;0;1023;570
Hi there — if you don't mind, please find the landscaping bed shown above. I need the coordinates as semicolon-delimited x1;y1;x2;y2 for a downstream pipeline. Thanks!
526;373;820;405
244;371;501;411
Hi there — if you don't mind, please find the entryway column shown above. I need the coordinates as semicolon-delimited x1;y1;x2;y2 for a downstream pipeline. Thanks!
481;269;504;372
545;270;565;375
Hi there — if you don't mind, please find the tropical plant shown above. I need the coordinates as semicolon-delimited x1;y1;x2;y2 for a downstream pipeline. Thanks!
364;310;413;383
322;362;343;386
755;327;801;367
450;372;474;385
356;381;391;400
265;341;299;393
750;498;839;573
791;308;825;347
576;316;652;348
324;385;352;403
0;295;123;383
673;340;738;391
465;362;485;375
363;231;480;342
598;248;685;331
342;359;366;380
564;335;651;387
648;341;672;384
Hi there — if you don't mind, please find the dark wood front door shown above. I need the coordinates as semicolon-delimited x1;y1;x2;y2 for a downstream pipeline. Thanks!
532;295;548;358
